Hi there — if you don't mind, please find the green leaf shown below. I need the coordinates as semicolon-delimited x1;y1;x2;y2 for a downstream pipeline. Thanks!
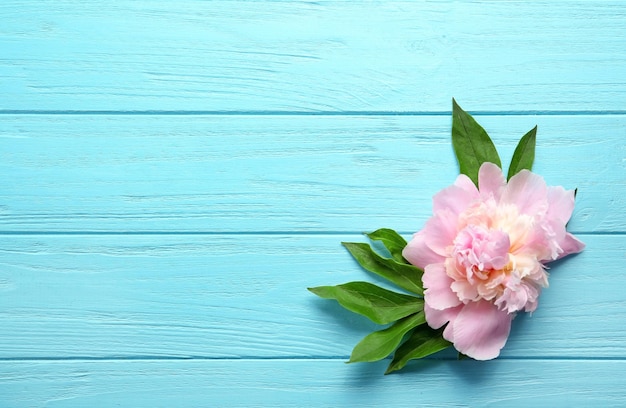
385;326;452;374
451;98;501;186
365;228;408;264
308;282;423;325
342;242;423;295
349;312;426;363
507;125;537;180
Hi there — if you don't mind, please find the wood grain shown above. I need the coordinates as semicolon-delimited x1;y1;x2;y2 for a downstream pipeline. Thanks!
1;1;625;111
0;234;622;360
2;115;623;233
2;1;625;406
2;359;626;407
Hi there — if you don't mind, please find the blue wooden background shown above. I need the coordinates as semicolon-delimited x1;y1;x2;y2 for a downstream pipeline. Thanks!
1;2;626;406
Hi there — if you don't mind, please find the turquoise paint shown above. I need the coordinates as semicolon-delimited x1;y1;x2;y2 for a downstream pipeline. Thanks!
1;1;625;406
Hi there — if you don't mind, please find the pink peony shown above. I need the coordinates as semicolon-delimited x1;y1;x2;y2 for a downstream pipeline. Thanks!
402;162;585;360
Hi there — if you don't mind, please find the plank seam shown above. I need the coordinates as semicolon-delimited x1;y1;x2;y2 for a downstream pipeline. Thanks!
1;356;626;362
0;231;620;236
2;110;626;116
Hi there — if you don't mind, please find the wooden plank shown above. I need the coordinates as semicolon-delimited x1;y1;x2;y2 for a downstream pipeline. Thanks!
1;1;625;111
2;359;625;407
0;234;623;359
2;114;624;232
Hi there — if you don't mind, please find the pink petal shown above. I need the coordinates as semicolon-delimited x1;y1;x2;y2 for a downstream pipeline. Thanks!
422;209;459;257
433;179;478;216
514;222;556;261
501;169;549;216
451;300;513;360
443;320;455;343
403;231;445;269
423;263;462;310
424;302;463;330
555;232;586;260
546;186;576;225
454;173;479;195
478;162;506;200
451;280;479;302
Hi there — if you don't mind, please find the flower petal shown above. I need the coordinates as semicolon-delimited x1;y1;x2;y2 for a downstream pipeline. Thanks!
454;173;479;195
422;209;459;257
451;300;513;360
546;186;576;225
402;231;445;269
433;179;478;216
424;302;463;330
478;162;506;200
555;232;586;260
501;169;548;216
423;263;462;310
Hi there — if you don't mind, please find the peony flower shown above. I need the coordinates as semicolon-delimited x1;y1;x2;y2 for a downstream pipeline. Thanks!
402;162;585;360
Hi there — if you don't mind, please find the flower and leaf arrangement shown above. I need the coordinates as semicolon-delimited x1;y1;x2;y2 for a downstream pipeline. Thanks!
308;100;585;374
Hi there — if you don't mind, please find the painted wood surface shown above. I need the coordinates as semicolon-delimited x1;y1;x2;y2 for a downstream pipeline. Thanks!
1;1;625;406
2;360;626;407
1;115;623;233
0;234;624;360
1;1;626;112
